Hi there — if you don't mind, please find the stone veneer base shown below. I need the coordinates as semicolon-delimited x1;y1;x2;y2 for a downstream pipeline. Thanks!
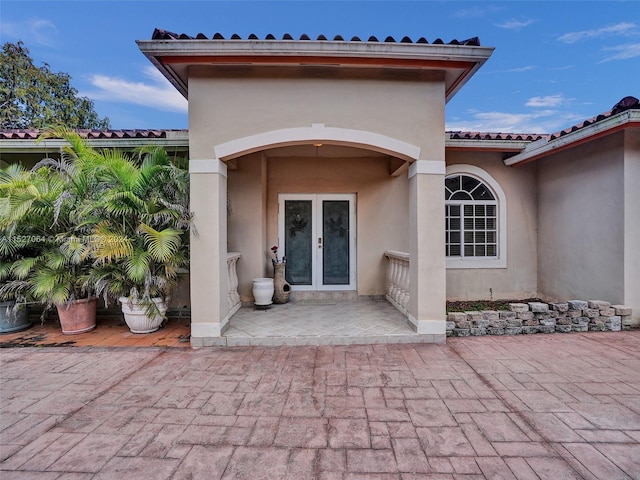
447;299;633;337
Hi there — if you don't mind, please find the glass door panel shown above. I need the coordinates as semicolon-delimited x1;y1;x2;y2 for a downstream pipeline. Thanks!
322;200;350;285
279;194;355;290
284;200;313;285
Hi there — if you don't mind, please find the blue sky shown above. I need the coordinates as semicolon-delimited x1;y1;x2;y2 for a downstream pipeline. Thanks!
2;1;638;133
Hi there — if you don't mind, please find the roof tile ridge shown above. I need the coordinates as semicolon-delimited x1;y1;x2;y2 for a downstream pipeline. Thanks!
148;28;481;46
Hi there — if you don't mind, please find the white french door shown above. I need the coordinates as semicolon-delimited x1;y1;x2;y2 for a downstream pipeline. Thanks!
278;194;356;291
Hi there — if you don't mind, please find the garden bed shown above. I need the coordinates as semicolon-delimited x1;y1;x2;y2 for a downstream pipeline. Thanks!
446;298;543;312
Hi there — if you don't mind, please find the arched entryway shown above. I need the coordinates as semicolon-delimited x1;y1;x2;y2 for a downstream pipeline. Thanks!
188;125;451;344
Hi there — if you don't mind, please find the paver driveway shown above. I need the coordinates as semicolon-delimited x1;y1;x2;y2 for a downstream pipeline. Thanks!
1;331;639;479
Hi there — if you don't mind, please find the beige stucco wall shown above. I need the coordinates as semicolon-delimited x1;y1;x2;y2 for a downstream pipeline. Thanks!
227;153;410;300
410;170;447;326
189;168;228;334
445;151;538;300
624;128;640;325
537;132;625;306
227;152;268;303
188;68;445;159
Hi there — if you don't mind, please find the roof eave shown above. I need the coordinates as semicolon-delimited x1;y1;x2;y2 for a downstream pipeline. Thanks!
137;44;189;98
504;110;640;166
0;132;190;154
443;55;488;103
136;39;494;102
445;138;532;152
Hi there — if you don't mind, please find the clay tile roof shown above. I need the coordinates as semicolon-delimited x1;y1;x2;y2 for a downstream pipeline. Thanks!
0;129;176;140
0;130;40;140
448;96;640;146
446;131;548;142
149;28;481;46
548;95;639;140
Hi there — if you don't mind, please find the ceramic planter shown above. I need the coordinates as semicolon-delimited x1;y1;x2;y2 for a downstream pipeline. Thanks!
55;298;97;335
0;301;31;334
252;278;274;306
119;297;167;333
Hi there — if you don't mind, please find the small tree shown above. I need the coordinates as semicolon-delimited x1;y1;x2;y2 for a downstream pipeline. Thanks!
0;41;110;129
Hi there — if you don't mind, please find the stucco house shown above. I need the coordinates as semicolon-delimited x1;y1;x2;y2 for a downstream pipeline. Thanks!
2;30;638;346
136;30;639;346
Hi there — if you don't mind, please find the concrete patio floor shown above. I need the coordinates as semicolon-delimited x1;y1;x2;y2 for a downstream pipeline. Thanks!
0;299;432;348
1;331;639;479
224;299;435;346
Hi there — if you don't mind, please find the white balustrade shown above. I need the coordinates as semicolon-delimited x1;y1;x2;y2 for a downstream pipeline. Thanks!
384;250;410;316
226;252;241;312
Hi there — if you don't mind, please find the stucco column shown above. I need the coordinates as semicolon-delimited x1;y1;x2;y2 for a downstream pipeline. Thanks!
624;129;640;326
189;158;228;346
408;160;447;340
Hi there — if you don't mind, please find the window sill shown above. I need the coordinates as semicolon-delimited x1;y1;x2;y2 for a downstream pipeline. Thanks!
446;257;506;269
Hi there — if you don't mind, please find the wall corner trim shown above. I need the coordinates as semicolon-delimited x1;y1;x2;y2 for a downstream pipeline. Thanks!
189;158;228;176
407;314;447;334
408;160;446;178
190;322;222;338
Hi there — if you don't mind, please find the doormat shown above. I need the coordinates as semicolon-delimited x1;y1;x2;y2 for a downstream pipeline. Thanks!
296;299;337;306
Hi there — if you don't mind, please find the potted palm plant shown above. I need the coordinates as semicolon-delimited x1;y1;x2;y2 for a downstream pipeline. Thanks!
86;144;191;333
0;143;98;334
0;223;32;334
2;129;190;335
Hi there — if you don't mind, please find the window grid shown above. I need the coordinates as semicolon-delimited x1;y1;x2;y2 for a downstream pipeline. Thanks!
445;175;498;258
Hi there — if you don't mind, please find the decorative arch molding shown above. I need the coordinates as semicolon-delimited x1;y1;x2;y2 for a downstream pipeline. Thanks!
213;124;422;162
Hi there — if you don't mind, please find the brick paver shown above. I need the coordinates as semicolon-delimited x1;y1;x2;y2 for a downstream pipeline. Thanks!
1;331;639;478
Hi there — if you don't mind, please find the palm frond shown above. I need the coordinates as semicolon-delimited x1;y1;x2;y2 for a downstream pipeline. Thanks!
0;280;30;301
137;224;182;262
100;190;146;217
44;248;67;269
125;248;151;284
59;236;90;265
30;266;69;302
0;260;11;280
11;256;39;279
90;223;133;263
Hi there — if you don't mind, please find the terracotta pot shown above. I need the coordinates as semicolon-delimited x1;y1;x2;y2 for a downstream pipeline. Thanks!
273;263;291;304
55;298;97;335
0;301;31;334
119;297;167;334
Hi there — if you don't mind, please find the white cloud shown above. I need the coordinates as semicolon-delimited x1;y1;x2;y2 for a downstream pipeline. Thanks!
82;66;188;113
453;5;498;18
549;65;574;71
495;19;535;30
599;42;640;62
447;109;583;134
558;22;638;44
483;65;536;74
0;18;59;47
526;94;565;108
505;65;536;73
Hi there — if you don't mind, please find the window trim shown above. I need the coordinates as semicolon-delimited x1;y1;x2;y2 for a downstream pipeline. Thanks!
446;164;507;269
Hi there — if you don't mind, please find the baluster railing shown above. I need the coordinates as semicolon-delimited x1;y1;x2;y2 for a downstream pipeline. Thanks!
384;250;410;316
227;252;241;313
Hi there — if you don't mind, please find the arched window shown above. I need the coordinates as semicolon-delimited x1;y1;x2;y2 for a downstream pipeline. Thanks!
445;165;506;268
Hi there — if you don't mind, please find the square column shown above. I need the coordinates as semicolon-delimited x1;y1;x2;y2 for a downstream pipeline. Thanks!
189;158;228;346
408;160;447;341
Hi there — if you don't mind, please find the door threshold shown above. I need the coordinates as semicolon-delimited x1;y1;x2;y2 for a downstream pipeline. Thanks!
291;291;357;302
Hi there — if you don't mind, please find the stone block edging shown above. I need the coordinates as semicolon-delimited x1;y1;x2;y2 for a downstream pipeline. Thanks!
446;300;633;337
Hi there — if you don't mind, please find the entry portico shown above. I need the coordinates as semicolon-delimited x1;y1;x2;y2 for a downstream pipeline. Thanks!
138;30;494;346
